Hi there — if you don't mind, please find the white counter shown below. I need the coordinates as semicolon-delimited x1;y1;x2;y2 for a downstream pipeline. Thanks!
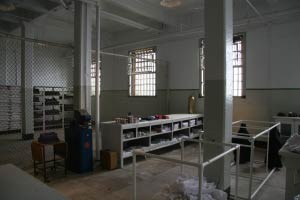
279;145;300;200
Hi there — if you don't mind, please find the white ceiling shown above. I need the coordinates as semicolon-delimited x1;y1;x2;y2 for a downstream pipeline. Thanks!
2;0;300;41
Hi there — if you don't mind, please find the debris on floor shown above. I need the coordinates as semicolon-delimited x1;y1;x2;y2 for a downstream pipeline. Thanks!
153;176;227;200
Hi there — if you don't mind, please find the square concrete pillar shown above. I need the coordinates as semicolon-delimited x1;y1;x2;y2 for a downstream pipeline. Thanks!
21;23;34;140
203;0;233;191
73;0;92;113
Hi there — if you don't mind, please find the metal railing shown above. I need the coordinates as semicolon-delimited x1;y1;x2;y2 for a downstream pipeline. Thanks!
132;138;241;200
231;120;281;200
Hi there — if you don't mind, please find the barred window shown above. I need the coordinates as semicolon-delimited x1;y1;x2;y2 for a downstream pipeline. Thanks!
128;47;156;96
91;63;100;96
199;39;205;97
199;34;246;97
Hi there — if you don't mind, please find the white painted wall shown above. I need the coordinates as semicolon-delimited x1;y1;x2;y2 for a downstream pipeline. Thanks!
270;21;300;88
101;20;300;121
246;26;270;88
246;21;300;89
159;38;199;89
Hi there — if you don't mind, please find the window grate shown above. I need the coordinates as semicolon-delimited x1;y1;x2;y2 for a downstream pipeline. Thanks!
91;63;100;96
199;34;246;97
128;47;156;96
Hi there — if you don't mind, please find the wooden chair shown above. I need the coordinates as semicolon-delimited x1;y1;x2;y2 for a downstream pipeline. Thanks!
31;141;67;182
53;142;67;176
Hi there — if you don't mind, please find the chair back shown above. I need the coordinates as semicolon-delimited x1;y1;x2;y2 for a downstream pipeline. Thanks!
31;141;44;162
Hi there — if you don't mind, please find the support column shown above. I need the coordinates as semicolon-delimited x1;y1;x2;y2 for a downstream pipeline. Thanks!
74;0;92;113
203;0;233;191
95;4;101;160
21;23;34;140
0;38;6;85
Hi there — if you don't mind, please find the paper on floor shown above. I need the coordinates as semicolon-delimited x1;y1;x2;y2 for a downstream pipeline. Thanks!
152;176;227;200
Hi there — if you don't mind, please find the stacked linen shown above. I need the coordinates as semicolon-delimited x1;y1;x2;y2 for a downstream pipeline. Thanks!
286;135;300;153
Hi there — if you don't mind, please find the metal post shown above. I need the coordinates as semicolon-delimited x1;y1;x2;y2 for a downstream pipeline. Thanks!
133;153;137;200
180;139;185;174
199;140;202;164
235;146;240;200
95;4;101;160
248;140;255;199
198;164;203;200
266;131;270;173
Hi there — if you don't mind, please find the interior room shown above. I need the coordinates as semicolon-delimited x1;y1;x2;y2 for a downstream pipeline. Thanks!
0;0;300;199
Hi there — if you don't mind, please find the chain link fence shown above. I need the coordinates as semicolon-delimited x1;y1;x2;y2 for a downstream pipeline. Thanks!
0;35;75;135
0;37;21;134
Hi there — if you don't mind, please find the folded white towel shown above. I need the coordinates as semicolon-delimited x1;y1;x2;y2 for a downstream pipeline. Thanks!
286;135;300;153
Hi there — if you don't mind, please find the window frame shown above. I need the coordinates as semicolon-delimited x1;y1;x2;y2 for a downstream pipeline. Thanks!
199;33;246;98
91;62;101;96
128;46;157;97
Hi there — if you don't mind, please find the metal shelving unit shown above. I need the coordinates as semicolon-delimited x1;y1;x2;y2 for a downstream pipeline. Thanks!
33;86;73;131
0;85;21;134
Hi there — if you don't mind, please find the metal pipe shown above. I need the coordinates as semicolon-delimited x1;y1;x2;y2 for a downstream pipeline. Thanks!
0;31;73;49
253;123;280;139
245;0;265;23
248;140;255;199
198;164;203;200
266;131;270;173
230;173;265;181
251;168;276;199
241;120;277;124
232;120;243;125
231;142;252;148
231;135;253;141
95;4;101;160
198;140;202;165
133;153;137;200
202;147;238;167
99;50;168;63
232;125;270;130
134;151;200;168
232;132;254;136
132;141;240;199
180;140;184;174
182;138;239;148
235;146;240;200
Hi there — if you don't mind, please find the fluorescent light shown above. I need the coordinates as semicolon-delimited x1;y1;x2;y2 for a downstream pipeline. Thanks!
160;0;182;8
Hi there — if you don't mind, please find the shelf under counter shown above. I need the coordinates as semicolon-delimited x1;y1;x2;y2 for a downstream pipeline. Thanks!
101;113;203;168
123;135;150;142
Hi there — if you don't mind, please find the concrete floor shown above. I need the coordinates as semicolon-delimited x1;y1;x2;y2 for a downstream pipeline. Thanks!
0;132;286;200
49;145;285;200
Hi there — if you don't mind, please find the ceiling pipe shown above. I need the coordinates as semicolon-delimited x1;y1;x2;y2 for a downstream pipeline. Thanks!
59;0;71;10
245;0;265;23
102;8;300;51
0;31;73;48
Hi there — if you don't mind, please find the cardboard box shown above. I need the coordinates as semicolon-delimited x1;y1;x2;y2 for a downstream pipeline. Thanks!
100;150;118;170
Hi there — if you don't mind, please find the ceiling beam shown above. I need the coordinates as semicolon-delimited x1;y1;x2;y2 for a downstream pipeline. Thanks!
99;0;164;32
106;0;177;26
101;10;161;32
